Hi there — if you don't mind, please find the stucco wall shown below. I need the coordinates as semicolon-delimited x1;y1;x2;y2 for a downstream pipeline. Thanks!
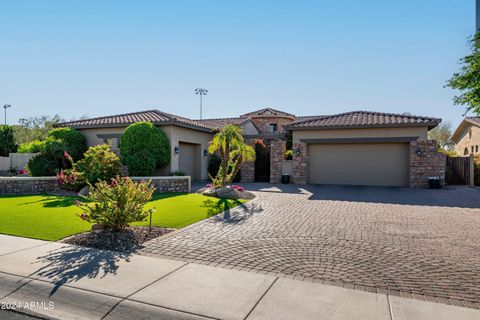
78;125;213;180
292;126;429;143
454;124;480;156
79;127;126;148
164;125;213;180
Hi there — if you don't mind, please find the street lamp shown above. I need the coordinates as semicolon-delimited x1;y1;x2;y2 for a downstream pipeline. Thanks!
195;88;208;120
3;104;11;125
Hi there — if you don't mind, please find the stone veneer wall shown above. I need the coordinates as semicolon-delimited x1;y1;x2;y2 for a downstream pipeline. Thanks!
291;142;307;184
0;176;191;195
130;176;191;193
270;140;286;183
409;140;446;188
241;139;255;183
0;177;62;195
250;117;295;134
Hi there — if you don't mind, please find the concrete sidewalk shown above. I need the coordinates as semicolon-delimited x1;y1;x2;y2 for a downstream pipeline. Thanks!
0;234;479;320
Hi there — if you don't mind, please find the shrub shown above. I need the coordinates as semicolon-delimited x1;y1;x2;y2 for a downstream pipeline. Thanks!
76;176;155;230
18;140;45;153
26;128;87;175
28;154;56;176
285;150;293;160
169;170;186;176
125;150;156;176
74;144;120;185
47;128;87;160
0;125;18;156
57;169;85;191
120;122;170;169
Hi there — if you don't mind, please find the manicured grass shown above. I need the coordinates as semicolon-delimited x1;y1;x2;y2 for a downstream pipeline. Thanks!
0;193;245;241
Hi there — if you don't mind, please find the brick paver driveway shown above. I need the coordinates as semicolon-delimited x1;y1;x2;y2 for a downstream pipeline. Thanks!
139;184;480;308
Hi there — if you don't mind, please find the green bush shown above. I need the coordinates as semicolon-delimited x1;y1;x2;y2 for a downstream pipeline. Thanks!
120;122;170;169
18;140;45;153
285;150;293;160
0;125;18;156
74;144;121;185
77;176;155;230
125;149;156;176
475;156;480;187
47;128;87;160
28;154;56;176
26;128;87;175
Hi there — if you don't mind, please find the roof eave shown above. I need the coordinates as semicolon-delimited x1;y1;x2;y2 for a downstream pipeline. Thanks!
284;122;440;131
450;119;479;143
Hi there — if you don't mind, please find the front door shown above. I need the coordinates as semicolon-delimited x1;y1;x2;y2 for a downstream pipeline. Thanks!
254;141;270;182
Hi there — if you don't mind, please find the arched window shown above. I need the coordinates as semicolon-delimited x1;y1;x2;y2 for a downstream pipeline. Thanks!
464;147;469;155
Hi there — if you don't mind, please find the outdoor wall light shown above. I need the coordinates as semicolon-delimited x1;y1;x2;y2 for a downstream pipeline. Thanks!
203;149;209;157
175;146;179;154
295;147;302;156
416;147;423;156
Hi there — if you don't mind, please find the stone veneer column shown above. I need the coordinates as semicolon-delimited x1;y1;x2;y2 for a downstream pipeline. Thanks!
241;139;255;183
292;142;307;184
409;140;446;188
270;140;286;183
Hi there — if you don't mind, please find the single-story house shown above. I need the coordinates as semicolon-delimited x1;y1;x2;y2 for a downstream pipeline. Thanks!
451;117;480;156
57;108;444;187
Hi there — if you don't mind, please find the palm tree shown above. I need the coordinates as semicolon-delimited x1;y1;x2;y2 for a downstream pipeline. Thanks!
208;125;255;187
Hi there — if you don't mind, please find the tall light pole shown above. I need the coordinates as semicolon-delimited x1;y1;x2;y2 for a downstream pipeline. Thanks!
195;88;208;120
3;104;11;125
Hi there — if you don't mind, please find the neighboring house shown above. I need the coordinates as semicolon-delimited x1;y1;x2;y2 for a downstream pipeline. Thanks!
451;117;480;156
56;108;443;187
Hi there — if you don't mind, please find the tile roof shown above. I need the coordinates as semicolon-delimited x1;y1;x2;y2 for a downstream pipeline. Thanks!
284;111;441;130
56;110;213;131
466;117;480;126
195;117;244;130
56;109;441;133
240;108;295;118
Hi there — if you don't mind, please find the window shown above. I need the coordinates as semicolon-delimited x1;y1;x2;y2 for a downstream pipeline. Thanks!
464;147;469;155
268;123;278;133
477;145;479;153
472;146;475;154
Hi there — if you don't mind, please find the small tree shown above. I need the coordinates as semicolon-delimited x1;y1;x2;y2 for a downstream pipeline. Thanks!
208;125;255;187
77;176;155;231
428;122;454;151
0;125;18;156
447;33;480;115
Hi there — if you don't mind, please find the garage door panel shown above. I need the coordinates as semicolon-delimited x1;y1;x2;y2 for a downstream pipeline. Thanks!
307;143;409;187
179;142;195;178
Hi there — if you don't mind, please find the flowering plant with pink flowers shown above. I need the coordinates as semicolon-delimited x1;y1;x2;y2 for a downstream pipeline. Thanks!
76;176;155;230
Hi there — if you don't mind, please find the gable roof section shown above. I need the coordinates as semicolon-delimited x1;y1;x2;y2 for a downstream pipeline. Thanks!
240;108;295;118
451;117;480;143
56;110;213;132
284;111;441;130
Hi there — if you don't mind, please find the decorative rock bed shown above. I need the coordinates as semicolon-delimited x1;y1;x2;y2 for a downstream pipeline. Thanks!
61;226;173;252
197;185;256;200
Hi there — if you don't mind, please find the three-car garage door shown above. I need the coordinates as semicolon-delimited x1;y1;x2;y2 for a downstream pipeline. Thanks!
307;143;409;187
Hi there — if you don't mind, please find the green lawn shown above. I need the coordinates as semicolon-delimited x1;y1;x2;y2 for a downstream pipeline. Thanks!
0;193;245;241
